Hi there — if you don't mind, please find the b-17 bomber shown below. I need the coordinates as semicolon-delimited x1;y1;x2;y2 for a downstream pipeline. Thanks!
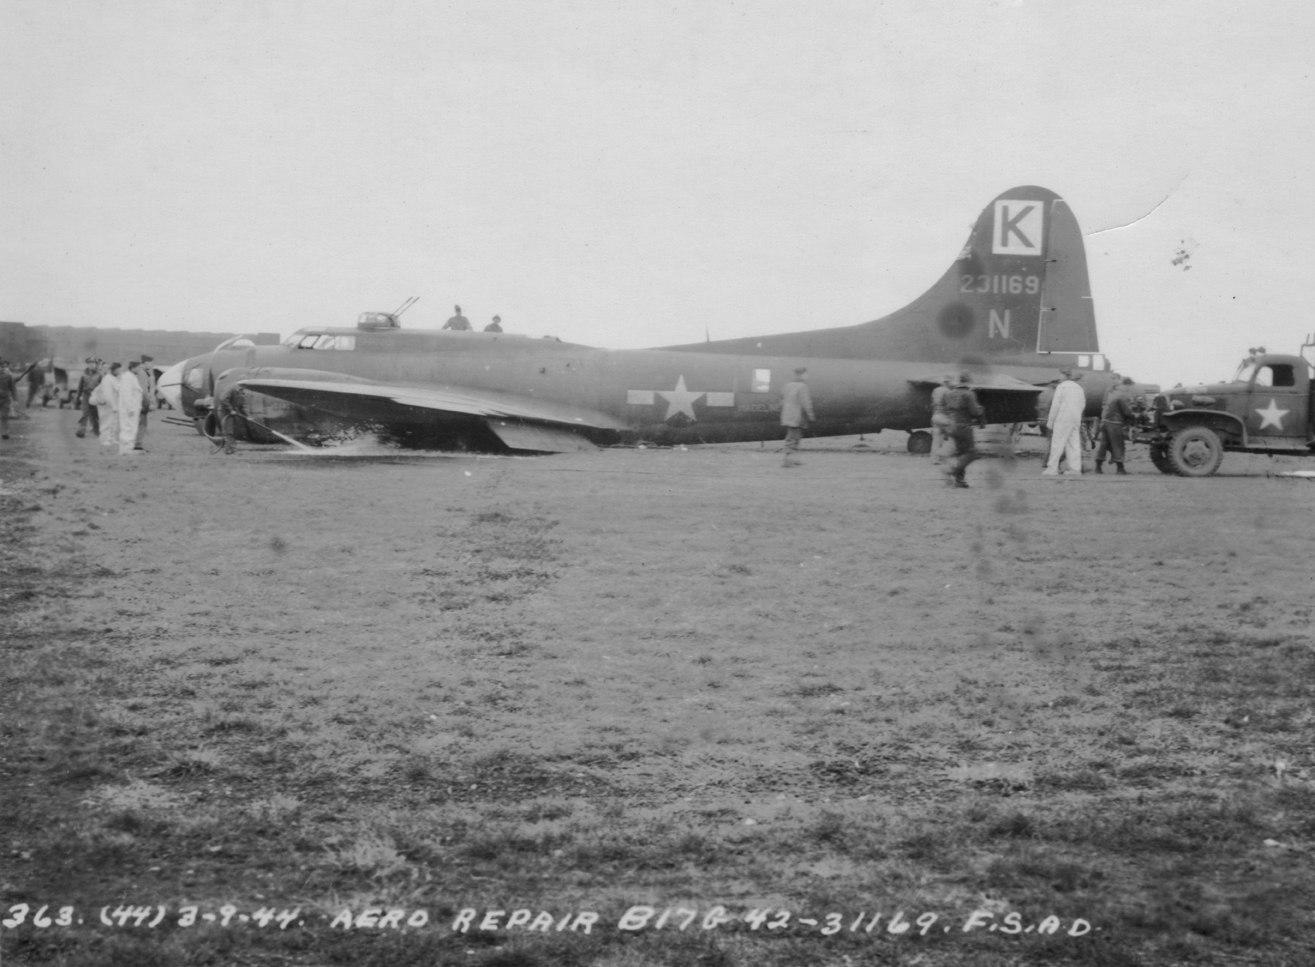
159;187;1128;454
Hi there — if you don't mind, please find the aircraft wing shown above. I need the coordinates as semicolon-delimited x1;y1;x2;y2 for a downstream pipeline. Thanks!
909;374;1043;425
236;372;627;452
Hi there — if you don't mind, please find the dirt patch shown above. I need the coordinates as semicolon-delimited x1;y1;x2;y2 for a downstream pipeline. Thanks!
3;410;1314;965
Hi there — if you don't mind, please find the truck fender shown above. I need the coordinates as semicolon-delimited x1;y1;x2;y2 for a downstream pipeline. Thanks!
1160;409;1247;446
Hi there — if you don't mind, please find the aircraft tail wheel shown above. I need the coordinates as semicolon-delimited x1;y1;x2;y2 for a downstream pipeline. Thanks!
907;430;933;455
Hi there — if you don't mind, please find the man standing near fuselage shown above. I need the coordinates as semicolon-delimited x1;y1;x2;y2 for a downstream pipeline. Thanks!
1095;376;1135;475
1043;369;1085;477
780;367;815;468
134;355;155;450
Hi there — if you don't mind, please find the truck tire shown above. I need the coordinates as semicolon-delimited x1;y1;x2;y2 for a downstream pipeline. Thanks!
1149;445;1174;474
1167;426;1224;477
907;430;932;455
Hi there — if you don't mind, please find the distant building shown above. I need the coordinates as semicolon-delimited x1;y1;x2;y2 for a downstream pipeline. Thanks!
0;321;280;367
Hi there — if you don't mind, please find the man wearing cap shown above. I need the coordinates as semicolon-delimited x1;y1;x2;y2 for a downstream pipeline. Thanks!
780;367;815;467
929;373;954;465
443;305;472;331
1043;368;1086;476
1094;376;1136;474
941;370;986;488
484;315;503;333
75;360;102;438
133;355;155;450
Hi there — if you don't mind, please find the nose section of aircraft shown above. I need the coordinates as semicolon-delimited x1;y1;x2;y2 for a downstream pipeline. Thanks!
157;360;187;412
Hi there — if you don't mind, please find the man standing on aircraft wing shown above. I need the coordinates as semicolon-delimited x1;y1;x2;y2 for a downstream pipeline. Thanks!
942;371;986;488
484;315;503;332
1043;369;1085;477
780;367;815;467
443;305;472;331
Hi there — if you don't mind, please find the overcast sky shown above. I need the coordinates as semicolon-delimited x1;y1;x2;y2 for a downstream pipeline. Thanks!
4;0;1312;388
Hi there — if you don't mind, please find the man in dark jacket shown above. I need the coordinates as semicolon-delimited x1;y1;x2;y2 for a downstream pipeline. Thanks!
942;371;986;488
1094;376;1135;474
75;361;102;438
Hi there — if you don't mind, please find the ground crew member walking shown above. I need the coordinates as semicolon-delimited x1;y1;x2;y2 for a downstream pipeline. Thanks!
942;370;986;488
1095;376;1135;474
1043;368;1085;477
780;367;815;467
930;373;954;465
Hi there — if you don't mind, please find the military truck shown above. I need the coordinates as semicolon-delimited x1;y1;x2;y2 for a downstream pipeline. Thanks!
1132;343;1315;476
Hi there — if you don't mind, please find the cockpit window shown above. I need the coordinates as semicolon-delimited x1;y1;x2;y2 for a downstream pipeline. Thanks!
296;334;356;350
184;366;204;391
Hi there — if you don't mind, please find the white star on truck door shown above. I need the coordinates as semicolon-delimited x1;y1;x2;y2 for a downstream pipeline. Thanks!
1256;398;1289;430
657;376;704;421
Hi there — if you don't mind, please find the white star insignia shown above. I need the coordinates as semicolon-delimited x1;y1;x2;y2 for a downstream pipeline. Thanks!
1255;398;1289;431
657;375;704;421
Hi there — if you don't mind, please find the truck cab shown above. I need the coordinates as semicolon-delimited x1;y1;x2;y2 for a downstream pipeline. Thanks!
1136;350;1315;476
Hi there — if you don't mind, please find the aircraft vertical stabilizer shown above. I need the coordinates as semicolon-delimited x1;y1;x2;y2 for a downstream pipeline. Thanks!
657;186;1099;365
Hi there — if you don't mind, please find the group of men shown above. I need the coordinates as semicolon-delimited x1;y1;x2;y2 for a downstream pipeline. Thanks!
778;366;1140;485
64;356;156;455
441;305;503;333
1042;369;1138;476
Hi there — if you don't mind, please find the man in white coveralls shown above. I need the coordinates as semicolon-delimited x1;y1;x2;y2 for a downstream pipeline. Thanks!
116;361;145;456
1043;368;1085;477
90;363;121;448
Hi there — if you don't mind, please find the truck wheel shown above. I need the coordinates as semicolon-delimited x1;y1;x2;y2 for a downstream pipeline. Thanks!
1168;426;1223;477
1149;445;1174;474
907;430;932;455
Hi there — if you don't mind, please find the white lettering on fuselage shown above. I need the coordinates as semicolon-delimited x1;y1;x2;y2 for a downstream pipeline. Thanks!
958;275;1041;295
989;310;1010;339
992;200;1044;255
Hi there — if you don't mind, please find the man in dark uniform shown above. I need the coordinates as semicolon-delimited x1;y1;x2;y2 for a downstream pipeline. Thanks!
443;305;472;331
217;382;246;455
1094;376;1135;474
942;370;986;488
483;315;503;332
75;360;102;437
0;359;17;439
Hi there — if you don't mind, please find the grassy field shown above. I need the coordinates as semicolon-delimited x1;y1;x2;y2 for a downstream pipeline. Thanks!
2;409;1314;966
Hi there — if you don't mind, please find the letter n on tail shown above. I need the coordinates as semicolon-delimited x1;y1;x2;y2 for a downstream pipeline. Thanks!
989;310;1010;339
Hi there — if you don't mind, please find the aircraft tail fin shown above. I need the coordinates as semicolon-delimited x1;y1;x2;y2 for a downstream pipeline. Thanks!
659;186;1099;365
864;186;1098;362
